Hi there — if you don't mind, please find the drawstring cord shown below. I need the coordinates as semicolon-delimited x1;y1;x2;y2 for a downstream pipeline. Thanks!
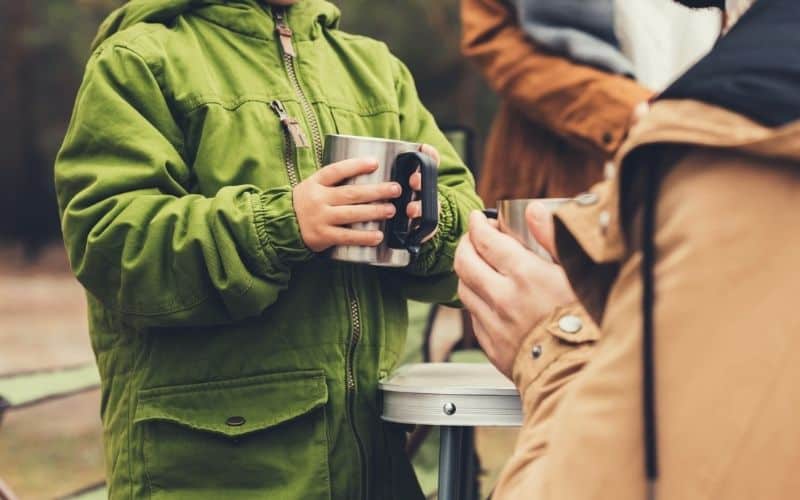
642;167;660;500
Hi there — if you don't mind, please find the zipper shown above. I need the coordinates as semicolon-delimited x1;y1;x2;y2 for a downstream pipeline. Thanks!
345;280;368;500
271;7;367;497
269;100;303;188
273;7;324;167
270;99;310;149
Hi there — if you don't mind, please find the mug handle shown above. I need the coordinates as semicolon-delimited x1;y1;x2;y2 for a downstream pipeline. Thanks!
388;151;438;257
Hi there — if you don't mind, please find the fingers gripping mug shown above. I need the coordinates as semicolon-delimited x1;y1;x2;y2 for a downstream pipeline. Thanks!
323;134;438;267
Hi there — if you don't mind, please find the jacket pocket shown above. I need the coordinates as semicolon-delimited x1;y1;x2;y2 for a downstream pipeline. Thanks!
133;371;331;500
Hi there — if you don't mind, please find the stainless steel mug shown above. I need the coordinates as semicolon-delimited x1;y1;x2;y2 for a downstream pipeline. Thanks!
493;198;569;262
324;134;438;267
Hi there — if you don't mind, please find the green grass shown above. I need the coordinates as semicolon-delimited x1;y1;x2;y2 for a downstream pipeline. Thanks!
0;363;100;408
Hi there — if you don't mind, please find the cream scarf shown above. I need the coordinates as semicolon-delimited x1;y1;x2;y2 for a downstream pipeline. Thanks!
614;0;722;91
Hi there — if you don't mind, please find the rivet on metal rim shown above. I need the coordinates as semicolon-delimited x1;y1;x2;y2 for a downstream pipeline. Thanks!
443;402;457;416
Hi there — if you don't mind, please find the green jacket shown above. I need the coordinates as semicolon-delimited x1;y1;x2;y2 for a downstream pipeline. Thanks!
55;1;481;499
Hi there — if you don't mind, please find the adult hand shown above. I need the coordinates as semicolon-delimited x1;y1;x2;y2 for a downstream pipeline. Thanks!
454;205;575;378
405;144;441;243
293;158;401;252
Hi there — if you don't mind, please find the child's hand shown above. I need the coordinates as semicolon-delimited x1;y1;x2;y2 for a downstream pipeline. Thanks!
293;158;402;252
406;144;441;243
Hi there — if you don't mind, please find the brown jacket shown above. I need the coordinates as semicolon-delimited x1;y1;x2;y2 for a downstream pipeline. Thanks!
460;0;651;204
495;99;800;499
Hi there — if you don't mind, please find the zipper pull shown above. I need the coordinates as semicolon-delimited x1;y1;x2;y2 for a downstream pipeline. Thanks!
270;100;310;148
273;9;296;57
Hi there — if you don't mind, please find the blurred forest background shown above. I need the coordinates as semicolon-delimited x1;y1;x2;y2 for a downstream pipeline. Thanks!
0;0;496;255
0;1;500;498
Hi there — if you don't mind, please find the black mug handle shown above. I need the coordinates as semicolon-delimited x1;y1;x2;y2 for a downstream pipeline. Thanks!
388;151;438;257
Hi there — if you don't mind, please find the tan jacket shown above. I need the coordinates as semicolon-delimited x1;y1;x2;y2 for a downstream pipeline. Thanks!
496;99;800;499
460;0;651;205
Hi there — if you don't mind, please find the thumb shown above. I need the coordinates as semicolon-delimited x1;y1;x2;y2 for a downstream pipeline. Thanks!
525;202;557;259
418;144;441;166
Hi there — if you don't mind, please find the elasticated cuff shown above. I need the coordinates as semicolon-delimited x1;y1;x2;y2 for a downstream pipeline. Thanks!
250;187;313;272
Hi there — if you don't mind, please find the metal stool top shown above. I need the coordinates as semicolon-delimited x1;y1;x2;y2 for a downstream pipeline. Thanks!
379;363;522;427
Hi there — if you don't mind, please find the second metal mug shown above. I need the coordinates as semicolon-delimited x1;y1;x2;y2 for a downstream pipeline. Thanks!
492;198;569;262
323;134;438;267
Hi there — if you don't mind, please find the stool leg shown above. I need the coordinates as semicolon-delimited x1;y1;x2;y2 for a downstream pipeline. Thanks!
439;426;464;500
461;427;479;500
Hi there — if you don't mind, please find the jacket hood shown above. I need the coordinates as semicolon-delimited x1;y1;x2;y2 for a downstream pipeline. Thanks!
93;0;208;50
91;0;340;51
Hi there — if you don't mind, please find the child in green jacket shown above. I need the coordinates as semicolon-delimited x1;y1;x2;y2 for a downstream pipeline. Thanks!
55;0;481;499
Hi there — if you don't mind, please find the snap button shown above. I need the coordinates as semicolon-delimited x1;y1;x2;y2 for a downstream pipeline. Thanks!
226;416;246;427
558;315;583;334
604;161;616;180
574;193;599;206
599;210;611;234
532;345;543;359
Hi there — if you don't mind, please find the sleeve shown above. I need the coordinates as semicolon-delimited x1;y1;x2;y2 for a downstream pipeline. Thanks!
492;177;625;496
493;303;601;497
381;56;484;305
460;0;652;154
55;43;312;328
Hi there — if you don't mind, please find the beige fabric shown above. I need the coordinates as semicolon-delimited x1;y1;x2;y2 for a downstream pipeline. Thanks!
496;100;800;499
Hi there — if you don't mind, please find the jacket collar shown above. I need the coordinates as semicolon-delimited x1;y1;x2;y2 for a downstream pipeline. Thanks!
620;100;800;165
568;99;800;267
92;0;340;50
195;0;341;41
